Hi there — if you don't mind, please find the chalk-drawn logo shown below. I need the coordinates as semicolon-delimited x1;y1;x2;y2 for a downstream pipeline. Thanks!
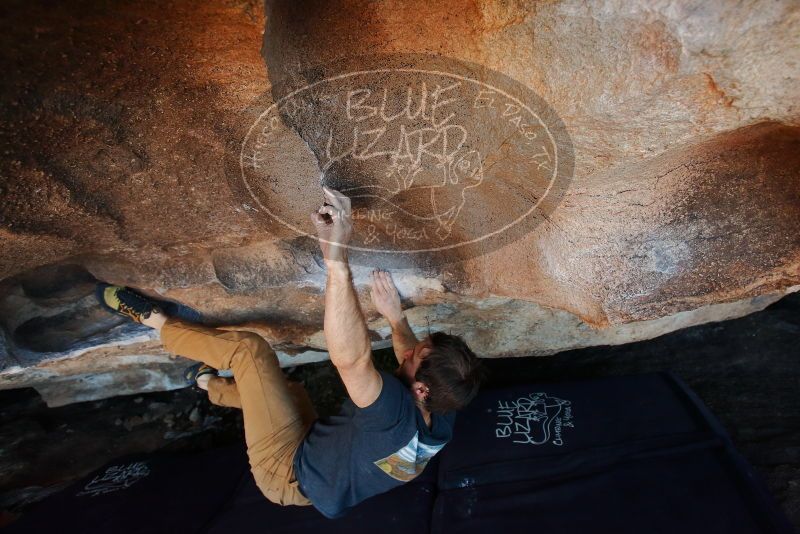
228;54;574;266
77;461;151;497
495;392;574;446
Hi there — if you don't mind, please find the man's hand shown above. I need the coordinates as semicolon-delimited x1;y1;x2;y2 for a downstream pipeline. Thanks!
310;186;353;264
371;269;419;365
371;269;404;325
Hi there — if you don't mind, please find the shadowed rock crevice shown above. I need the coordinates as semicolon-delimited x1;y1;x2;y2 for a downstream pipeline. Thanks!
0;264;131;363
13;308;124;355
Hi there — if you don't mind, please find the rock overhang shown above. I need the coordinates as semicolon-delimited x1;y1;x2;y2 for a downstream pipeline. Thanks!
1;0;798;405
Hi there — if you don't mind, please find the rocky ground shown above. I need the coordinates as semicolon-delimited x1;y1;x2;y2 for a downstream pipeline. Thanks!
0;294;798;528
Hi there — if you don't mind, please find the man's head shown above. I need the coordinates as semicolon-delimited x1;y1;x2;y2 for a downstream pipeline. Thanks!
398;332;485;414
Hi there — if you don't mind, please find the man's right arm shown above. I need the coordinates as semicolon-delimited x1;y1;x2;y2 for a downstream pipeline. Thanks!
311;187;382;409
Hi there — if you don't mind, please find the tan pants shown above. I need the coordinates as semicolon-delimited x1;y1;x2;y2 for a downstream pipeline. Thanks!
161;318;314;507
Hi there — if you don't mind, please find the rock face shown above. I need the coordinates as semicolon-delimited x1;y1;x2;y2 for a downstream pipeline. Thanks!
1;0;798;405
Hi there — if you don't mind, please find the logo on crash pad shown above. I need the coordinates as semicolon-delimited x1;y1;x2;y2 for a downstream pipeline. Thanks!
77;461;151;497
231;54;574;266
495;392;574;446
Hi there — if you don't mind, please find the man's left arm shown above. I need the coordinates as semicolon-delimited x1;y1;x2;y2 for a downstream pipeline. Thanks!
370;269;418;366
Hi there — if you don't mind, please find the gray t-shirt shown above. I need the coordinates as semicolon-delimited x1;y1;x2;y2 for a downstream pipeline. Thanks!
293;371;455;518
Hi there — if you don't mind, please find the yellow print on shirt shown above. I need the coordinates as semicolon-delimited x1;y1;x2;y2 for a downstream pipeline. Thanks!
374;432;445;482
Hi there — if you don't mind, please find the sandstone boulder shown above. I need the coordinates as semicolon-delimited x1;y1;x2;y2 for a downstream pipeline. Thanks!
1;0;798;405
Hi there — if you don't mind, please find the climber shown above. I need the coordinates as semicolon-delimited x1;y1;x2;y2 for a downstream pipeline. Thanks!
96;186;484;518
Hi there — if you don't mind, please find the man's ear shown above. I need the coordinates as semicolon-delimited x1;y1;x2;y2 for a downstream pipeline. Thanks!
420;347;433;359
411;381;430;403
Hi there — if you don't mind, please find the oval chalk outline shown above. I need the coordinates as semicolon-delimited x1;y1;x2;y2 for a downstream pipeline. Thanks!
239;67;560;254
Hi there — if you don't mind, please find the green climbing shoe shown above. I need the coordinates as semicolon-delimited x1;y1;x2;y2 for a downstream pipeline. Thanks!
96;283;159;323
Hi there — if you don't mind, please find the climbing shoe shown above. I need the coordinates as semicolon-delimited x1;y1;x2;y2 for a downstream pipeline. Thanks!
96;283;159;323
185;362;218;387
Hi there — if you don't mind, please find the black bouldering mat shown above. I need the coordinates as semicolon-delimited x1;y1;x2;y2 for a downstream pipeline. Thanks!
4;445;248;534
207;458;437;533
432;373;792;533
4;373;792;533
